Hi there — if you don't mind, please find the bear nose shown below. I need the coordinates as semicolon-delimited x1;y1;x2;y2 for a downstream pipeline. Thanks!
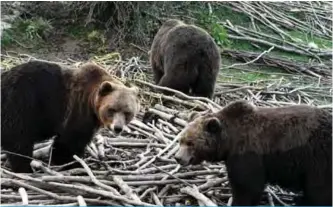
114;125;123;134
175;156;187;165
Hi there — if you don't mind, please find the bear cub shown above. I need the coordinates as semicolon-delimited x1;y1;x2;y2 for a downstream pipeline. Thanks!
174;100;332;206
150;19;221;99
1;61;140;173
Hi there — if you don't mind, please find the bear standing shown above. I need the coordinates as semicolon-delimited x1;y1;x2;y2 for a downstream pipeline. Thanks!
1;61;140;173
174;100;332;206
149;19;221;99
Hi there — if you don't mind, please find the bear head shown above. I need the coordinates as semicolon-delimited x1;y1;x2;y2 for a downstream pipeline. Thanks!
175;100;257;166
94;80;140;135
174;111;226;166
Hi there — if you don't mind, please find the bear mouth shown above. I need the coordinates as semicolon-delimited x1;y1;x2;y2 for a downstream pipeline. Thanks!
189;157;201;165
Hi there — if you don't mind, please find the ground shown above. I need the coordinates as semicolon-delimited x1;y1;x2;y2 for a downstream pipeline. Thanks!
0;1;332;206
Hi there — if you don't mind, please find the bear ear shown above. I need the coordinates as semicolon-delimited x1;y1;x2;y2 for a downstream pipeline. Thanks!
124;81;132;88
130;86;139;95
223;100;255;118
188;111;200;122
205;117;222;134
99;81;113;96
188;109;212;122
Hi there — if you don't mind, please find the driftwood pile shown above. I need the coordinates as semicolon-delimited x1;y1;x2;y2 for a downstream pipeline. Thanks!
0;91;296;206
0;51;331;206
1;1;332;205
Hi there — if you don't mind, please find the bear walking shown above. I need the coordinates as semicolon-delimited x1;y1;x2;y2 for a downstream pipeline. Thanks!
1;61;140;173
174;100;332;206
150;19;221;99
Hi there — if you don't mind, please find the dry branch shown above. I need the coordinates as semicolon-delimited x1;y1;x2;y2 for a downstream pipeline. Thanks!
180;185;217;206
222;49;331;78
113;176;142;203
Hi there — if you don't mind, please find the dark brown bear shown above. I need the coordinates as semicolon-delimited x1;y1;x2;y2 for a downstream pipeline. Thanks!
174;100;332;206
149;19;221;98
1;61;140;173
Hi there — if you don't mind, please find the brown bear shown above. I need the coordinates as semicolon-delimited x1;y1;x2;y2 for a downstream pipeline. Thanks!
174;100;332;206
149;19;221;99
1;61;140;173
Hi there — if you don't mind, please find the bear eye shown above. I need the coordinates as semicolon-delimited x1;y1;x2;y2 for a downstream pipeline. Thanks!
186;141;194;146
124;112;132;118
124;111;133;119
108;108;116;116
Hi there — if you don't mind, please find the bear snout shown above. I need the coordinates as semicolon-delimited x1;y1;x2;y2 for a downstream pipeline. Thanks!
174;145;192;166
113;125;123;134
174;156;185;165
110;113;126;134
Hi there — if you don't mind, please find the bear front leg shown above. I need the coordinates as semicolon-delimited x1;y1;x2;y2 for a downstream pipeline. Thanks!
301;175;333;205
5;140;34;173
231;187;263;206
226;153;266;206
51;123;95;169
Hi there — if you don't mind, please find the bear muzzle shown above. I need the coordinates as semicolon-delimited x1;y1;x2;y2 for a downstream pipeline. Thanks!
108;123;123;135
174;145;193;166
113;125;123;134
109;113;126;135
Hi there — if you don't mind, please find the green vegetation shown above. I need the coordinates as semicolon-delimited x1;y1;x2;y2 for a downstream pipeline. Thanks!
196;10;230;47
1;17;53;48
288;30;332;49
65;25;88;39
1;2;331;88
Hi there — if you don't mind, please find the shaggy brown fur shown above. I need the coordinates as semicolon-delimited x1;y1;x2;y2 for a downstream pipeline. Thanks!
175;100;332;206
150;19;221;98
1;61;140;173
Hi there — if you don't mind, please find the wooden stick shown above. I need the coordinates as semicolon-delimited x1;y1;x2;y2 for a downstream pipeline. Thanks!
180;185;217;206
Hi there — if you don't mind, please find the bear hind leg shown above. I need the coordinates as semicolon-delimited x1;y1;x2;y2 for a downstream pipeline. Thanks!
191;72;217;99
158;73;191;95
153;68;164;85
151;60;164;84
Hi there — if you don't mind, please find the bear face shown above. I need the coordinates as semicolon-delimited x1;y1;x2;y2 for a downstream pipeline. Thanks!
94;81;140;134
175;101;257;166
175;113;226;165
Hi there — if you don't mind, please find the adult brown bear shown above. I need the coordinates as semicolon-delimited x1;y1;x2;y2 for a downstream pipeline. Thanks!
149;19;221;99
1;61;140;173
174;100;332;206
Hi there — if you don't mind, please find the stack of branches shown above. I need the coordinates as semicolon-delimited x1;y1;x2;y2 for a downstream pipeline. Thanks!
224;1;332;40
268;1;332;39
0;52;331;206
221;49;332;79
217;1;332;66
